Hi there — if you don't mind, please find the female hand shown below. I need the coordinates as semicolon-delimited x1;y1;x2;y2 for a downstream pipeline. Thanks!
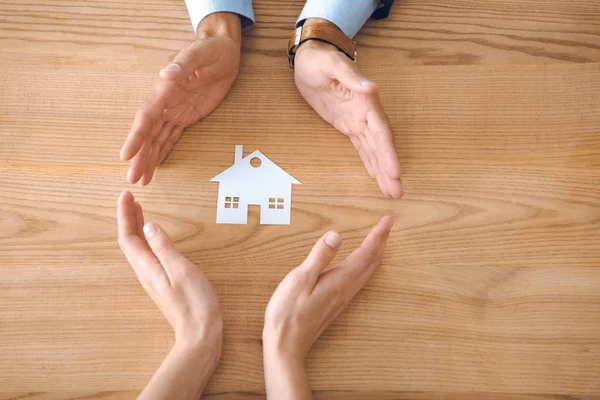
262;216;394;399
117;191;222;399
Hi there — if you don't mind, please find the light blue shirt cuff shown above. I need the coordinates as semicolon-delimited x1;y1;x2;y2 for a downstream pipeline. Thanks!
184;0;255;33
297;0;379;38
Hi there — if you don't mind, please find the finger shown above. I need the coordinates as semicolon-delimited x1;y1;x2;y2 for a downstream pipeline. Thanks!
121;93;166;159
378;165;404;199
299;231;343;286
159;125;185;164
350;135;374;178
117;191;138;239
159;40;212;81
368;110;403;198
159;62;183;81
134;201;145;239
330;57;378;95
369;108;401;178
360;107;402;198
117;193;169;288
374;169;391;198
315;216;394;302
154;121;174;150
141;122;174;183
143;222;186;283
139;142;160;186
359;133;390;197
361;133;386;194
164;101;201;126
121;109;153;161
344;216;394;279
127;140;151;184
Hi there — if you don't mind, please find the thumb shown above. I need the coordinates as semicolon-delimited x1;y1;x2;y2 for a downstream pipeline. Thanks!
143;222;184;269
300;231;343;283
331;60;378;95
159;43;202;81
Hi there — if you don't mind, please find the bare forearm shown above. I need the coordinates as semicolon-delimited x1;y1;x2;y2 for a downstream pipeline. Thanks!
263;347;312;400
139;341;221;400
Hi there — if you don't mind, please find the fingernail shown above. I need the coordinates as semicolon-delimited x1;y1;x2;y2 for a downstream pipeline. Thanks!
361;78;374;86
162;63;180;73
143;223;158;240
324;232;342;249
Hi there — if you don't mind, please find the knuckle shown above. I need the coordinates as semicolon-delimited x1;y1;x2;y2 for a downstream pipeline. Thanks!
330;282;345;299
117;236;129;250
149;271;169;290
172;263;196;281
286;268;308;287
151;235;169;256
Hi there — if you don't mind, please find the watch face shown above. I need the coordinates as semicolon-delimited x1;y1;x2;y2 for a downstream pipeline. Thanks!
294;27;302;46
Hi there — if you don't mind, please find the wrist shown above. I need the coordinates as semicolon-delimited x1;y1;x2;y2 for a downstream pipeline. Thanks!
176;321;223;365
262;332;305;366
289;18;356;68
297;19;338;54
174;335;222;369
197;12;242;45
263;339;312;400
296;39;337;54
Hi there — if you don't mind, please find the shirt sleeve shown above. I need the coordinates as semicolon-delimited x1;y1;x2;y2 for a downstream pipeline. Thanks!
296;0;380;38
184;0;255;34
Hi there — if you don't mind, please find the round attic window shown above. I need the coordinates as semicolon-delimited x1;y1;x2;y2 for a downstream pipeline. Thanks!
250;157;262;168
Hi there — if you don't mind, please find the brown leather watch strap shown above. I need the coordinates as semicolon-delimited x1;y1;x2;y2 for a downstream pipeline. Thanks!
287;21;356;69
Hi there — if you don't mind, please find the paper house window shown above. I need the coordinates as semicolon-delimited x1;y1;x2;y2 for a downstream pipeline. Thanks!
269;198;284;210
224;196;240;209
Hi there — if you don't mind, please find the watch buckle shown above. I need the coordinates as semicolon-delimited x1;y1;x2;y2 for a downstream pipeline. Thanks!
294;26;302;46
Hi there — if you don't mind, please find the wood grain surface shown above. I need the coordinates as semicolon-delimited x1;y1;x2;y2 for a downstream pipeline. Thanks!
1;0;599;399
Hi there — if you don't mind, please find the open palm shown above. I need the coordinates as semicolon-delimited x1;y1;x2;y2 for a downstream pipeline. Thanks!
295;41;403;198
120;35;241;185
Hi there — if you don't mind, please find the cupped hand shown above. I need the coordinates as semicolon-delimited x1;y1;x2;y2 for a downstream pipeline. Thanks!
120;13;242;186
294;39;403;198
263;216;394;362
117;191;223;350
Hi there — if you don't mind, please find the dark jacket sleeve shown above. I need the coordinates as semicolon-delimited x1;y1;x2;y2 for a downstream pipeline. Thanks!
372;0;395;19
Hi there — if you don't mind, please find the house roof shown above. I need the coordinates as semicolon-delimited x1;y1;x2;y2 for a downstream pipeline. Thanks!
210;150;301;184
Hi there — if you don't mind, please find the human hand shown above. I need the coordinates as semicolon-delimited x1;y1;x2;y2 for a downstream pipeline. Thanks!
120;12;242;186
294;35;403;198
117;192;223;398
117;191;222;351
262;216;394;398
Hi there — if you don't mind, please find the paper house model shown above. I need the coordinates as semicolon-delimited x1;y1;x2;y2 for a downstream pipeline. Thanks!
210;145;301;225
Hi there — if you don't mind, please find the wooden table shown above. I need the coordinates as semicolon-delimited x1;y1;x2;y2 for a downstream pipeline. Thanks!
1;1;599;398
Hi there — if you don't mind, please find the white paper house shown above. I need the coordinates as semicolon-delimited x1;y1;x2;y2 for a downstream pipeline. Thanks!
210;145;301;225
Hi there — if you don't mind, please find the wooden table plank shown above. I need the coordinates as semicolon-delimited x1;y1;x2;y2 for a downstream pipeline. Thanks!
1;61;599;396
1;0;599;398
1;63;598;168
4;393;600;400
0;0;599;66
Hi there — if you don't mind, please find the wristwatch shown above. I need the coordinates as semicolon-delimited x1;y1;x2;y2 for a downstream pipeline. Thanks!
287;20;357;69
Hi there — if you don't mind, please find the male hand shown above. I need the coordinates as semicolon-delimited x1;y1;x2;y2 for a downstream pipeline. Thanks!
262;216;394;399
117;191;222;351
120;12;242;186
294;35;403;198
